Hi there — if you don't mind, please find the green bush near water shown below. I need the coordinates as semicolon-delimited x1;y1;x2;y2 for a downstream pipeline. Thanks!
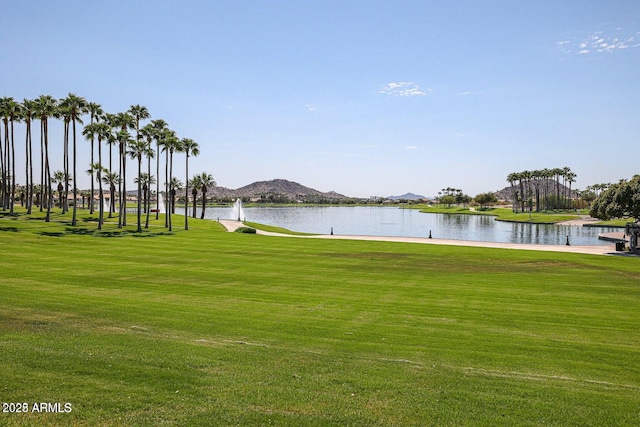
234;226;257;234
0;209;639;426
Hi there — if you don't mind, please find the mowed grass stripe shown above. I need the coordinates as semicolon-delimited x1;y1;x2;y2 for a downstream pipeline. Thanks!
0;210;639;426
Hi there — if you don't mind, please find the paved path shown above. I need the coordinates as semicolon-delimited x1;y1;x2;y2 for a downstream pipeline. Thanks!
218;220;625;256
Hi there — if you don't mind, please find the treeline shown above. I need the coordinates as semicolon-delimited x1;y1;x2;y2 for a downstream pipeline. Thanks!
506;167;577;213
0;94;214;232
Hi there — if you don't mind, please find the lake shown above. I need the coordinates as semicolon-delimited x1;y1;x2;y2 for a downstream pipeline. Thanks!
177;205;619;246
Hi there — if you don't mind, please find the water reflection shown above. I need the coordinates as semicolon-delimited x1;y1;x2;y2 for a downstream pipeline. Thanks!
179;206;618;246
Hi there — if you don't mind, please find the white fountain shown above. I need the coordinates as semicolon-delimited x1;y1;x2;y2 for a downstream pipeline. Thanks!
103;197;111;213
231;198;245;221
157;193;166;214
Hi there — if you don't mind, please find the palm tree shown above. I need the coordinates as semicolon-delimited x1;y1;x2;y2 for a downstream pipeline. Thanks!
102;171;120;221
83;121;110;229
115;129;133;228
139;124;156;228
135;172;155;222
150;119;168;220
169;177;183;216
189;175;202;218
6;98;20;213
86;163;104;229
0;99;5;210
59;94;88;225
127;138;153;232
22;99;36;214
506;172;518;213
35;95;58;221
180;138;199;230
111;112;135;226
566;170;577;210
128;105;150;148
159;129;179;230
86;102;104;214
0;97;21;212
52;170;67;208
196;172;216;219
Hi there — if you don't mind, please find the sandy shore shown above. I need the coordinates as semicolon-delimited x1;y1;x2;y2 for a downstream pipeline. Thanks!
218;220;624;256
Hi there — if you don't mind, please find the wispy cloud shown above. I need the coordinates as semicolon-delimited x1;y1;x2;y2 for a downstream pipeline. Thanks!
558;27;640;55
305;104;318;112
378;82;430;97
405;145;418;150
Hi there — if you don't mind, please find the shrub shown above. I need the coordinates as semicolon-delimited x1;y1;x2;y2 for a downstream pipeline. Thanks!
234;226;256;234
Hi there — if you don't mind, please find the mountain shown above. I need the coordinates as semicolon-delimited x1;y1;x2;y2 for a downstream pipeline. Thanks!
209;179;350;201
387;192;426;201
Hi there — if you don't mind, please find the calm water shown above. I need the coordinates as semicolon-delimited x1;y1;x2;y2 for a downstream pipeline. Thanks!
178;205;618;246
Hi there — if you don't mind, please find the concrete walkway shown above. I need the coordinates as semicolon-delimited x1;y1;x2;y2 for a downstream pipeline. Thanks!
218;220;627;256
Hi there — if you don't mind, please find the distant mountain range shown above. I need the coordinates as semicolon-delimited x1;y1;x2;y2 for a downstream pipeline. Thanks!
386;192;426;201
209;179;350;201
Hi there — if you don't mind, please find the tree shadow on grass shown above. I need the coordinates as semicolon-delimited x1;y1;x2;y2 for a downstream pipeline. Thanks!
36;227;173;238
0;226;19;232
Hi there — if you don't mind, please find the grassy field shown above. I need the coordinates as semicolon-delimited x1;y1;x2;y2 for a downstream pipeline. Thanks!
1;209;639;426
412;205;589;224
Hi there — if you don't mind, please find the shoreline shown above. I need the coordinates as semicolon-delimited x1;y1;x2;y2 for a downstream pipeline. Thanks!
218;220;626;256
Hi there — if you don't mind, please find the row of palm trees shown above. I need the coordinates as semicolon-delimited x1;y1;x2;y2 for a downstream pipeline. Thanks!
0;94;216;232
506;167;577;213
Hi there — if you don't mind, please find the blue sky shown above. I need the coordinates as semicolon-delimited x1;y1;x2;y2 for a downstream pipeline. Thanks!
1;1;639;198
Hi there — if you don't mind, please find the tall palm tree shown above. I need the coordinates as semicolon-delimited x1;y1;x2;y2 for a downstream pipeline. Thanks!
189;175;202;218
102;171;120;221
180;138;199;230
128;105;150;148
86;102;104;214
111;112;135;226
0;97;21;212
161;132;180;231
197;172;216;219
150;119;168;220
169;177;183;216
6;98;20;213
115;129;133;228
135;172;155;222
22;99;36;214
139;124;156;228
35;95;58;221
0;99;5;209
52;170;67;208
566;170;577;210
83;121;110;229
506;172;518;213
59;93;88;225
127;138;152;232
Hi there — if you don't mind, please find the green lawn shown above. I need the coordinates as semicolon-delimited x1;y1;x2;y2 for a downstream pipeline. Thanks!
413;205;586;224
1;209;639;426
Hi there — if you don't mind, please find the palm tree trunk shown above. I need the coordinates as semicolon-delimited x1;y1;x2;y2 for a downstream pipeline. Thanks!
137;156;142;232
168;150;173;231
184;154;189;230
145;150;151;228
155;142;160;221
0;120;7;210
117;142;123;228
164;149;169;228
44;120;52;222
108;142;113;218
71;119;78;226
98;138;104;230
26;118;33;214
39;120;44;212
201;187;206;219
10;118;16;213
89;133;95;215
